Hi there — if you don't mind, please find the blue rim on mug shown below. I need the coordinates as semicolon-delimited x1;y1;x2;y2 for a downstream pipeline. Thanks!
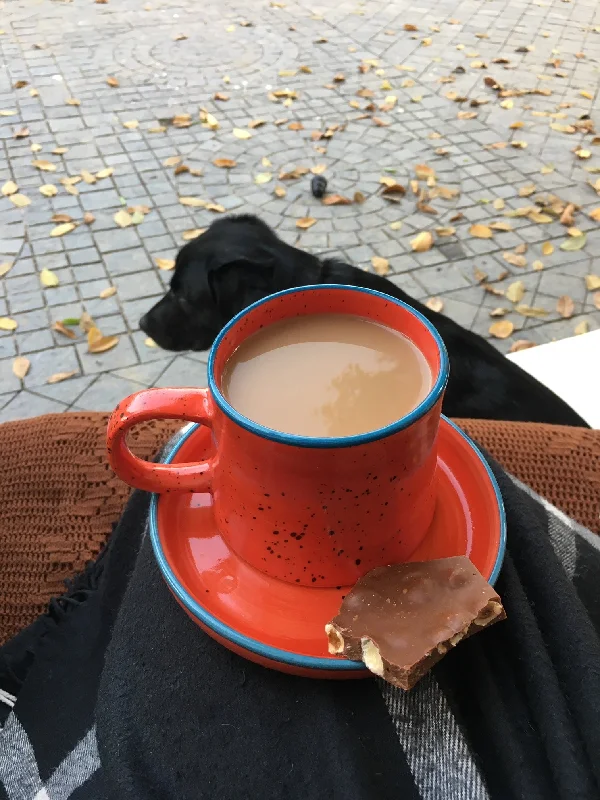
207;284;450;449
149;417;507;671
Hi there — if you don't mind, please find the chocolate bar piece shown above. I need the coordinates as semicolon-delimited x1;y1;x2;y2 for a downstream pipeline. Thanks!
326;556;505;690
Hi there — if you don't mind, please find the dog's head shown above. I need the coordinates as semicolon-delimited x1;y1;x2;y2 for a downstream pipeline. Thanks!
140;215;319;351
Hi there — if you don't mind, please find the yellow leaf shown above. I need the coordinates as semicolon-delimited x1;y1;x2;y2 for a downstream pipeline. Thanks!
144;337;158;348
262;157;272;168
493;198;505;211
425;297;444;313
371;256;390;275
560;234;586;251
32;159;56;172
541;242;554;256
254;172;272;185
510;340;537;352
575;149;591;159
182;228;206;241
273;185;286;198
50;222;76;237
12;357;30;379
114;209;133;228
580;90;594;100
500;99;514;109
1;180;18;196
389;221;403;231
213;158;237;168
515;305;548;318
490;221;512;232
556;295;575;318
65;97;80;106
155;258;176;270
489;320;514;339
469;224;493;239
574;320;589;336
503;252;528;268
87;327;119;354
311;164;327;175
0;262;13;278
163;156;182;168
296;217;317;230
585;274;600;290
411;231;434;252
40;268;60;287
123;120;139;130
39;184;57;197
179;197;207;208
0;317;18;331
47;371;78;384
96;167;114;179
248;119;266;129
99;286;117;299
518;184;536;197
106;76;119;87
533;260;544;271
0;110;17;116
435;226;456;237
9;193;31;208
233;128;252;139
506;281;525;303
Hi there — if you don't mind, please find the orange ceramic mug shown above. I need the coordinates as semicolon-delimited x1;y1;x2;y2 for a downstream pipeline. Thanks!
107;285;449;587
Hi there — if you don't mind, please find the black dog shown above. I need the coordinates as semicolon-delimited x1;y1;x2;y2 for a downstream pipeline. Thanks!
140;215;588;427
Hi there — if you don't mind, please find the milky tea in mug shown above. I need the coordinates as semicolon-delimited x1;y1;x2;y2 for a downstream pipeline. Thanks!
221;313;432;437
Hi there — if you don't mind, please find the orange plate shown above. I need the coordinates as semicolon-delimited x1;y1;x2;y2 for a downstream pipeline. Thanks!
150;416;506;678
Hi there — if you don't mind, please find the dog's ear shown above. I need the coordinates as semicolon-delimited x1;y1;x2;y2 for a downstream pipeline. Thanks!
208;259;276;318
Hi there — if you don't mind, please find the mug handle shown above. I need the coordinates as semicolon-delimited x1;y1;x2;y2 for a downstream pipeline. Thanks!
106;387;216;493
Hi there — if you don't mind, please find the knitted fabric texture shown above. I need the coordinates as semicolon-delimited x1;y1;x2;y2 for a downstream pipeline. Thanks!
0;412;598;645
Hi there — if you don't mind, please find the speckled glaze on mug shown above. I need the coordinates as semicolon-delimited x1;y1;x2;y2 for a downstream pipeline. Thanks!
107;285;449;588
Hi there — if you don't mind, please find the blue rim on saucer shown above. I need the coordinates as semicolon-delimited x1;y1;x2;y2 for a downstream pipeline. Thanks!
148;417;507;673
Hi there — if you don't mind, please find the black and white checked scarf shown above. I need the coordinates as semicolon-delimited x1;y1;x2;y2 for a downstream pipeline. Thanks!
1;447;599;800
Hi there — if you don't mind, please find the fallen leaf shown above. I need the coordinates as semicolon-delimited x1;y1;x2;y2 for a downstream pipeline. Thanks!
213;92;229;101
493;198;505;211
585;274;600;290
515;305;548;318
47;370;78;384
96;167;114;179
39;184;58;197
155;258;176;271
550;123;575;133
65;97;80;106
519;184;536;197
593;292;600;310
435;226;456;237
296;217;317;230
254;172;272;185
40;268;59;287
506;281;525;303
12;357;30;380
532;260;544;271
574;320;589;335
51;214;73;223
106;76;119;87
311;164;327;175
51;319;77;340
529;211;553;224
489;320;514;339
490;308;508;317
13;127;30;139
1;181;18;196
273;185;286;198
557;295;575;318
539;242;554;257
279;166;309;180
32;159;56;172
163;156;182;168
514;243;528;255
470;224;493;239
474;267;488;283
182;228;206;241
213;158;236;168
425;297;444;312
510;340;537;352
322;194;352;206
490;221;512;232
99;286;117;299
503;252;528;268
411;231;434;252
567;227;583;237
457;111;478;120
114;209;133;228
9;193;31;208
500;99;514;109
50;222;76;237
575;149;591;159
560;234;586;251
233;128;252;139
580;90;594;100
0;110;17;117
0;262;13;278
371;256;390;275
0;317;18;331
248;119;266;129
87;327;119;354
404;23;418;31
415;164;435;180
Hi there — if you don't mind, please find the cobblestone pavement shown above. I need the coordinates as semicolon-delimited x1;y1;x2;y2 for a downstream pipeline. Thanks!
1;0;599;421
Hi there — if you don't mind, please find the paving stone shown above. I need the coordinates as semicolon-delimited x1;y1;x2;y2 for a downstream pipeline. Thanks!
154;356;209;389
76;374;150;411
0;391;68;424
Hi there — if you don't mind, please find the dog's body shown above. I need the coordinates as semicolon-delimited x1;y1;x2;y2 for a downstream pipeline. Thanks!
140;215;588;427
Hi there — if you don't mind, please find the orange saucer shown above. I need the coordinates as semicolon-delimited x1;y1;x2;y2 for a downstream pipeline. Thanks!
150;417;506;678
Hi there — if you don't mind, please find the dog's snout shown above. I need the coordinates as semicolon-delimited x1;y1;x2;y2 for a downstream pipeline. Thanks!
139;313;149;332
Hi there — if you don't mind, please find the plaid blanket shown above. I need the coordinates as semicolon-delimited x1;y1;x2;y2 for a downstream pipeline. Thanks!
0;448;599;800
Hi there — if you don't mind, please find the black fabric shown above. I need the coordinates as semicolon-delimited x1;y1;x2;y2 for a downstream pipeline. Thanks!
1;455;600;800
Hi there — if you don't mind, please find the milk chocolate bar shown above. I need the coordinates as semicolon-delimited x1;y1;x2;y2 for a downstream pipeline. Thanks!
326;556;505;689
